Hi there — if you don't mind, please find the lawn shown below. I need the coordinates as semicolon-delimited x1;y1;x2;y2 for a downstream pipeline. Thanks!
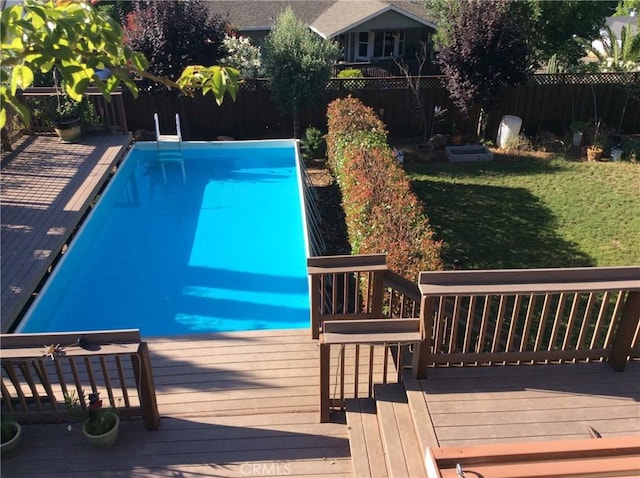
406;156;640;269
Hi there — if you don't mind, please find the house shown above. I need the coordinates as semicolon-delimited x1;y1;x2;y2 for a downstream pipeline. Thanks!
209;0;437;69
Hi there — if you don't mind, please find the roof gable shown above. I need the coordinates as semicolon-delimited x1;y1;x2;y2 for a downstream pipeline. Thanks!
208;0;436;36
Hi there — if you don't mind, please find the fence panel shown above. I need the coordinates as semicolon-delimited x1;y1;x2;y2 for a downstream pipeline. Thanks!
122;74;640;140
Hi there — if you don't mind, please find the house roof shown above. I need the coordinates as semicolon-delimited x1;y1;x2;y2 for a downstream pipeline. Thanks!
311;1;437;39
209;0;436;36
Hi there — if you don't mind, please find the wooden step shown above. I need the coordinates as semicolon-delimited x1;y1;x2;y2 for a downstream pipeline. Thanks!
403;369;439;456
345;398;389;478
375;383;427;478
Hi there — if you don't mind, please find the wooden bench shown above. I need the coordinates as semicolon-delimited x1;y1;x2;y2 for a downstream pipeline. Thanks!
425;436;640;478
1;329;160;430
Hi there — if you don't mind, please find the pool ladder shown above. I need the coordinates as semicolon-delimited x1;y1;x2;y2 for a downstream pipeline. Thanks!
154;112;186;183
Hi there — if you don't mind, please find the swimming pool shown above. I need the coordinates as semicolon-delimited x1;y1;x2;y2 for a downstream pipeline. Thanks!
18;140;311;336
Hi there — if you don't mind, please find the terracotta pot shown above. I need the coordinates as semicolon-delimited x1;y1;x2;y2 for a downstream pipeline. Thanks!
586;146;603;162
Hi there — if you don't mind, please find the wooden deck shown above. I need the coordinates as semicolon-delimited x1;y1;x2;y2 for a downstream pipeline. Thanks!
1;329;353;477
408;361;640;449
1;134;132;333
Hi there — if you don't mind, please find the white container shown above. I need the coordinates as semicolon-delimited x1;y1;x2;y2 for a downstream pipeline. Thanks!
611;148;622;162
497;115;523;148
572;131;583;147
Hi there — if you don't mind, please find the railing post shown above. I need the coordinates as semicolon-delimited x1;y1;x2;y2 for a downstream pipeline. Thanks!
114;91;128;133
310;274;321;339
133;342;160;431
371;269;386;317
610;290;640;372
320;342;330;422
412;295;436;379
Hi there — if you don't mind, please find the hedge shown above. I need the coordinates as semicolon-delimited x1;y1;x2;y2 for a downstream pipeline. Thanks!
326;96;443;281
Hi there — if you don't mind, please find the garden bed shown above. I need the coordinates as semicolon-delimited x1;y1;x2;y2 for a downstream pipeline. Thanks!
445;145;494;162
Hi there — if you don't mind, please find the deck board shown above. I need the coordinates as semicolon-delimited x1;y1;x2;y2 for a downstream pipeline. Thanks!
1;330;353;477
418;361;640;447
1;134;132;332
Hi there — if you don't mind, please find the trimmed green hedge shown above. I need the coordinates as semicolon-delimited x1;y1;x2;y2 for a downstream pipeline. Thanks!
326;96;443;280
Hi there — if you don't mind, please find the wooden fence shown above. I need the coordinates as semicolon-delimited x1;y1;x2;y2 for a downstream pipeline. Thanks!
122;73;640;141
0;329;160;431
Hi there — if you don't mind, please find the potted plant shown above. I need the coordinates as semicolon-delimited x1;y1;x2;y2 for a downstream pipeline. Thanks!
54;94;83;143
569;121;590;147
1;416;22;459
65;391;119;450
586;120;603;162
52;69;82;143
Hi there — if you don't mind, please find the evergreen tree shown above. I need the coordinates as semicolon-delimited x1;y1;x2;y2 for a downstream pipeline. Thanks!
262;8;339;138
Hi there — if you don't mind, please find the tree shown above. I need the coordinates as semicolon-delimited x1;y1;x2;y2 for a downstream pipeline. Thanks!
0;0;239;129
614;0;640;16
587;24;640;132
220;34;264;79
513;0;618;70
124;0;228;91
589;24;640;72
436;0;531;137
394;42;431;146
261;8;339;138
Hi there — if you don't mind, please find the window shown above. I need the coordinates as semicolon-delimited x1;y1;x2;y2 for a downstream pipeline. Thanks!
358;32;368;58
372;31;405;59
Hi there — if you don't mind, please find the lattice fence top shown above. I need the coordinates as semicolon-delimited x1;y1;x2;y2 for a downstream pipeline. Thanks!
532;72;640;85
239;72;639;91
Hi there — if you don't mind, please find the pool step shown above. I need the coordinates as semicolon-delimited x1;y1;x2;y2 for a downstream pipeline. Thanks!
157;150;185;182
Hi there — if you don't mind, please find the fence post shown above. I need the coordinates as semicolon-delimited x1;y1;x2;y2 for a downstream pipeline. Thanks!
133;342;160;431
320;342;330;422
412;295;436;379
610;290;640;372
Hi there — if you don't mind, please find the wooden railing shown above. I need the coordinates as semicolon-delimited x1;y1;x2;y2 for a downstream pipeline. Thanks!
0;329;160;431
308;254;423;421
310;258;640;419
307;254;421;339
20;87;128;134
412;266;640;378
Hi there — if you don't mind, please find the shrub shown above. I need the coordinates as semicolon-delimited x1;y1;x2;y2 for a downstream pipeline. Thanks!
221;34;264;79
337;68;365;90
337;69;364;78
326;97;443;280
300;126;326;160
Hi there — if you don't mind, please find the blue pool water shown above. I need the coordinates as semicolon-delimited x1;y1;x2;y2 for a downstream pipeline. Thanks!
19;140;310;336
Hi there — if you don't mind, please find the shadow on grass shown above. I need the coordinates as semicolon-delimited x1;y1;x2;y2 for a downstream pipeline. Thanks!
410;167;595;269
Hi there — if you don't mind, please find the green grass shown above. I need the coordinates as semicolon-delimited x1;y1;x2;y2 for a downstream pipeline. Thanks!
406;156;640;269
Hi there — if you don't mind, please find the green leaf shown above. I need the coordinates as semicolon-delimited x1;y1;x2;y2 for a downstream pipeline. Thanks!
10;64;34;94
